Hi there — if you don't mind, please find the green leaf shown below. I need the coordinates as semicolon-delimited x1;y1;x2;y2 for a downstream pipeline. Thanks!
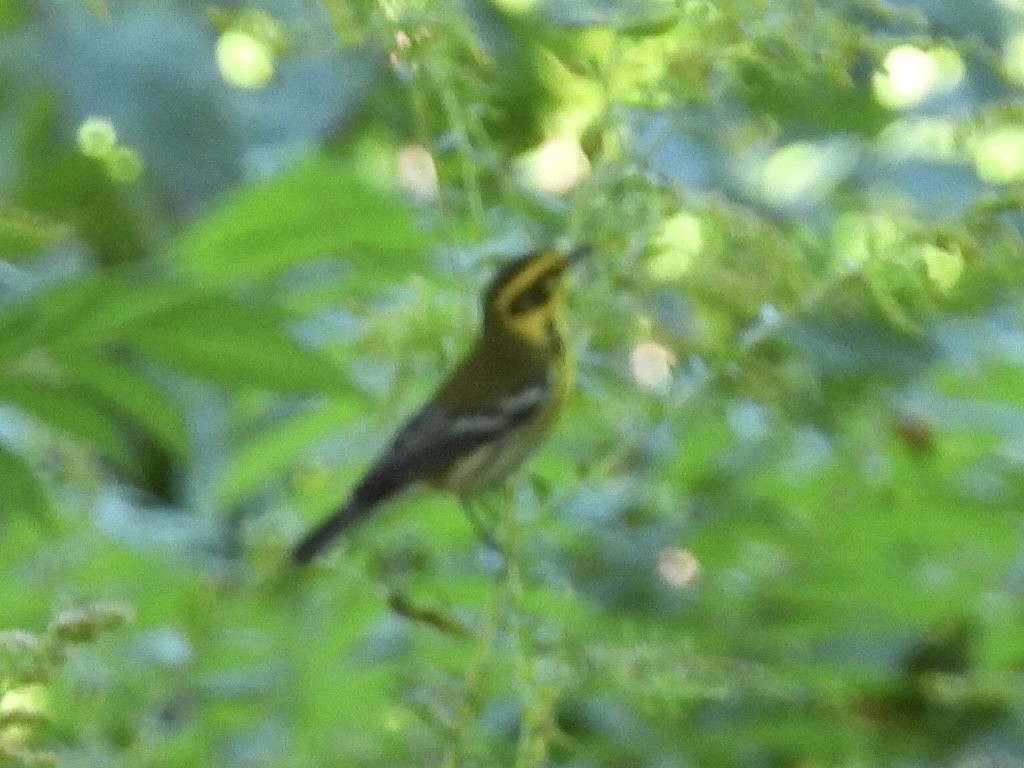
217;398;367;505
0;274;205;362
0;445;49;515
49;280;190;350
0;276;110;362
0;376;132;468
738;59;890;137
171;155;430;283
0;205;70;258
126;297;342;391
62;355;189;456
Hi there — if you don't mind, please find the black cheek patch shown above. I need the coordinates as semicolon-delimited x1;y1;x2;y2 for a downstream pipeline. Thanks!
507;265;564;315
509;283;550;315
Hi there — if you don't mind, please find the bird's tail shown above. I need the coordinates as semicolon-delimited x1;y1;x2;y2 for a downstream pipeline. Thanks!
291;498;374;564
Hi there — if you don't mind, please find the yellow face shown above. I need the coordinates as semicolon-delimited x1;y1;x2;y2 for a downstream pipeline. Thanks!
487;249;568;348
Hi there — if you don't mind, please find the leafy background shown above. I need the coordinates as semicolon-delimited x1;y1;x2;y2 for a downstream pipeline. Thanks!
3;0;1024;766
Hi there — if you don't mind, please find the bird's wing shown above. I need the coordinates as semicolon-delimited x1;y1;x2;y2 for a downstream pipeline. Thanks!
352;374;550;506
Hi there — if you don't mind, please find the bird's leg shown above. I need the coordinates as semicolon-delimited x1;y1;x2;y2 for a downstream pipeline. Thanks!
459;496;501;553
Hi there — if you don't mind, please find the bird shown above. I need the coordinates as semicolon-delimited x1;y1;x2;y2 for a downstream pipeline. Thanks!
291;245;587;564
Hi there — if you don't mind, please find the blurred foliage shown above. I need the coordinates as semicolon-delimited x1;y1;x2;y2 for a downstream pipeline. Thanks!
3;0;1024;767
0;602;132;767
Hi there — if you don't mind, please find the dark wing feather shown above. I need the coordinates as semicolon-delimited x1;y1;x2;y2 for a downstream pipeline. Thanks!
352;375;549;507
292;375;549;563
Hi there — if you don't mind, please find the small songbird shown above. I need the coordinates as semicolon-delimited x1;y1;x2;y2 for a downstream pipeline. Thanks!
292;246;587;564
